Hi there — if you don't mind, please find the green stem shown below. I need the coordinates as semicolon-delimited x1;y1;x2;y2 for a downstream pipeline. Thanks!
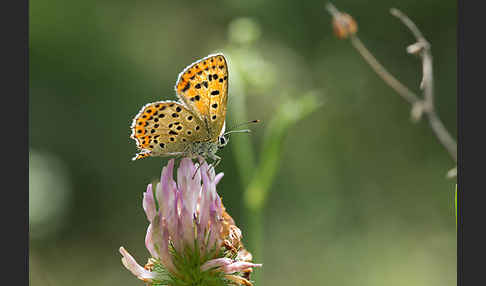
226;47;322;286
243;93;322;285
229;66;256;187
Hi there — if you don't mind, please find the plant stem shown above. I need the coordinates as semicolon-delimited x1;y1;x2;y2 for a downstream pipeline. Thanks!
228;53;321;286
349;35;420;105
326;3;457;163
243;94;322;285
229;66;256;187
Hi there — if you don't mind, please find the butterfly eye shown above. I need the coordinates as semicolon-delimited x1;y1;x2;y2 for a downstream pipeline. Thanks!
219;136;226;146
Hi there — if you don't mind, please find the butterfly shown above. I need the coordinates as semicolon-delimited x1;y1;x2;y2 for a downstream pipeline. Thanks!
130;53;235;166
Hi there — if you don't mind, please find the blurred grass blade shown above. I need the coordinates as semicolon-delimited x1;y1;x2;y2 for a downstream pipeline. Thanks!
244;92;323;211
229;63;257;187
243;92;322;284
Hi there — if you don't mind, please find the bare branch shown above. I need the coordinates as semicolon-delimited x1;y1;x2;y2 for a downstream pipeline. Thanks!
390;8;427;41
325;2;340;17
326;3;419;105
390;8;456;162
427;109;457;162
325;3;457;164
349;36;420;106
390;8;434;111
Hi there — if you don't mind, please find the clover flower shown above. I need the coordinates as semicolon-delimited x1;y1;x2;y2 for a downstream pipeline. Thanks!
119;158;261;286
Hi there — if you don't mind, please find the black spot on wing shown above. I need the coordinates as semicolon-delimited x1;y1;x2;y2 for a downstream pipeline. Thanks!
182;82;190;92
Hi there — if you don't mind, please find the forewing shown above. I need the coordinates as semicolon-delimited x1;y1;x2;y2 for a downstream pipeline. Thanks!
174;54;228;139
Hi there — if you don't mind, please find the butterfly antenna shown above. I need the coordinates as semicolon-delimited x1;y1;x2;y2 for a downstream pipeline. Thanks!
224;129;251;136
226;120;260;132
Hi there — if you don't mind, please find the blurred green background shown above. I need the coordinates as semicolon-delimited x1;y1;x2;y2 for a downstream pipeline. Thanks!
29;0;456;285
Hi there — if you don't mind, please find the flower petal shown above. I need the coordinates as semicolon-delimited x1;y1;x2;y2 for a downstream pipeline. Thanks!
159;219;176;273
143;184;156;222
200;257;233;272
214;172;224;186
158;159;179;241
170;191;184;254
221;261;262;274
158;159;176;219
198;161;212;240
178;158;201;217
119;247;162;282
145;213;164;259
180;205;195;249
145;224;158;258
207;199;222;250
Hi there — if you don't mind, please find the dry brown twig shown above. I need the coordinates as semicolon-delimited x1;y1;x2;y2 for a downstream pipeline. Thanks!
325;3;457;177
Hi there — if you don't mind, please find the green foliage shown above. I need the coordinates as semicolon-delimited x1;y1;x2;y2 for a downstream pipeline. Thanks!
151;242;229;286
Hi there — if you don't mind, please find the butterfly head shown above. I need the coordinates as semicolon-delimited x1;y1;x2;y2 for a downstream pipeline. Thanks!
219;120;260;149
218;135;229;149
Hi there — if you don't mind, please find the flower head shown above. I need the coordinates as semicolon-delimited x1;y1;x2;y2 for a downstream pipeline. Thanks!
120;158;261;286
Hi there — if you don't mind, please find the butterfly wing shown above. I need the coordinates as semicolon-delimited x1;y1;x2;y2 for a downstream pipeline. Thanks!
130;101;209;160
174;54;228;141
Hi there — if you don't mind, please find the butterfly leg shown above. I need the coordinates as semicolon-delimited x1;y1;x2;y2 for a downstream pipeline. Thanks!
212;157;221;170
192;156;206;180
206;154;221;176
192;163;202;180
